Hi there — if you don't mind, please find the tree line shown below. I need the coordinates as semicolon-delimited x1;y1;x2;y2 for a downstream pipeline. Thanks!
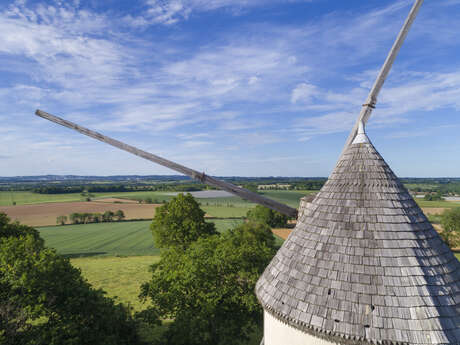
33;183;210;194
56;210;125;225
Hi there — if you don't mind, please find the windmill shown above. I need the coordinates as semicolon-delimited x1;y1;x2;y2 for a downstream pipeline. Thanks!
35;1;460;344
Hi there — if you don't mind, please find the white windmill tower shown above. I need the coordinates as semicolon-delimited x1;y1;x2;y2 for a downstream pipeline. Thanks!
35;1;460;344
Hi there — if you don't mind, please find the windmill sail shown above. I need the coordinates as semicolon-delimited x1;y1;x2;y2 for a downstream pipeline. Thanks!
35;109;298;218
341;0;424;154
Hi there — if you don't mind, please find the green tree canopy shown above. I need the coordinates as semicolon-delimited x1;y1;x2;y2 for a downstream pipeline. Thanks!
440;207;460;248
424;192;444;201
140;221;276;345
115;210;125;221
150;193;216;249
56;215;67;225
0;213;140;345
246;205;289;228
0;212;41;242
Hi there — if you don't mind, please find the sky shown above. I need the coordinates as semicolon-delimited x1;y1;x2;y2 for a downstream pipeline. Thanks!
1;0;460;178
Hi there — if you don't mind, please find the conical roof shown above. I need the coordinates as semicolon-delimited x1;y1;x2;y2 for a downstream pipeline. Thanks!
256;127;460;345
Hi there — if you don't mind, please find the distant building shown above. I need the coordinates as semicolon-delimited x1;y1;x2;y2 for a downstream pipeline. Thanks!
258;184;291;190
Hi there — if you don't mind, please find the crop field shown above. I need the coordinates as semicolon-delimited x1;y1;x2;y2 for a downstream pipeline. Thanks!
0;201;160;226
39;220;158;257
202;205;253;218
415;199;460;208
38;219;244;257
0;190;176;206
260;190;315;208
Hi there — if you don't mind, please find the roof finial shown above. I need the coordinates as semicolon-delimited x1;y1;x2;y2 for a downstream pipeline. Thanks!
352;120;369;144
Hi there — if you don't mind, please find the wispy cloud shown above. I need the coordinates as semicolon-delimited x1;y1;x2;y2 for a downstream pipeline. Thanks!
124;0;315;26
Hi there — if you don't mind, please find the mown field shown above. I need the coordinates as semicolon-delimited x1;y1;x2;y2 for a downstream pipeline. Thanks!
39;219;244;257
415;199;460;208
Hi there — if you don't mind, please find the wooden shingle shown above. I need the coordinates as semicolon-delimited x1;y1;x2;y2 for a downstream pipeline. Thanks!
256;136;460;345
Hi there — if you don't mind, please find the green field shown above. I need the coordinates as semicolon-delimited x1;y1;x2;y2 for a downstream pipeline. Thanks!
415;199;460;208
0;190;179;206
260;190;315;208
1;189;314;207
71;255;159;311
202;205;253;218
39;219;244;257
39;221;158;257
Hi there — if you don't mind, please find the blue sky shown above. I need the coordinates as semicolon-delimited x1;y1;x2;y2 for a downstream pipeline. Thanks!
1;0;460;177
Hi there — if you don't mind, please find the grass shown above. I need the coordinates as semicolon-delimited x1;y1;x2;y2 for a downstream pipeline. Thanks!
0;191;177;206
416;199;460;208
71;255;159;311
213;218;244;232
0;191;89;206
203;205;252;218
199;190;315;217
2;189;316;208
260;190;315;208
38;219;244;257
427;214;442;224
39;221;158;257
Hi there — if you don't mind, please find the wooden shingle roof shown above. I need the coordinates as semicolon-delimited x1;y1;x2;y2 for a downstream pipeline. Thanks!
256;132;460;345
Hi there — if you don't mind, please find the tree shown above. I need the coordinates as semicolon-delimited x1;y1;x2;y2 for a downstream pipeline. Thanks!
115;210;125;222
246;205;288;228
102;211;115;222
56;215;67;225
0;212;140;345
0;213;41;242
91;213;102;223
440;207;460;248
424;192;444;201
150;193;216;249
140;221;276;345
69;212;81;224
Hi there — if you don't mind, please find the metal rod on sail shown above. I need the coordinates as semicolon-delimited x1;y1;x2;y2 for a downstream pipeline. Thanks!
341;0;424;153
35;109;298;218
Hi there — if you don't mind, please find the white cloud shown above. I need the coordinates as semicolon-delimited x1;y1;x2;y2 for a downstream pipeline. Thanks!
291;69;460;138
291;83;317;104
0;1;126;90
126;0;315;26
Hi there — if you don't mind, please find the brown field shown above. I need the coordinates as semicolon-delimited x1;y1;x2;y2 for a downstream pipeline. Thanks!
272;228;292;240
93;198;139;204
421;207;446;215
0;201;161;227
